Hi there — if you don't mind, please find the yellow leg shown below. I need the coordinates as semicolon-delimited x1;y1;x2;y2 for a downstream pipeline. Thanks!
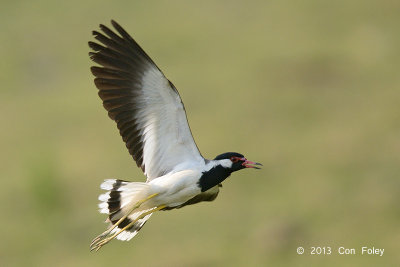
90;193;159;251
92;205;166;251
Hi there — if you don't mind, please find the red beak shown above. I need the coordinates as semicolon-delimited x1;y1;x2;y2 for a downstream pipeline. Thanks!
241;158;263;169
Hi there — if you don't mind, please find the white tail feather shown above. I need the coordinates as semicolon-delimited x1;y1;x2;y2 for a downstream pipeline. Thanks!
97;179;155;241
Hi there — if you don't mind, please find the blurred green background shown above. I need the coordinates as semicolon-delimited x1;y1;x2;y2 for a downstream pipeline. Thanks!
1;0;399;266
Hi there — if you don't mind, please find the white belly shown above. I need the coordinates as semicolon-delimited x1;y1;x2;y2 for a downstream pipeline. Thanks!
148;169;202;207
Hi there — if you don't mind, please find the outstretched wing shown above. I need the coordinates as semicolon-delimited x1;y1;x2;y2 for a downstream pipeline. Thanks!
89;20;203;180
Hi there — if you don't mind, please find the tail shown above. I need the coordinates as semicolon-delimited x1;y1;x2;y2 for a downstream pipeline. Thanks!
97;179;153;241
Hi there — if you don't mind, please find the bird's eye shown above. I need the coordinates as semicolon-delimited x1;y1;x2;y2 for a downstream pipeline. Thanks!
230;157;239;163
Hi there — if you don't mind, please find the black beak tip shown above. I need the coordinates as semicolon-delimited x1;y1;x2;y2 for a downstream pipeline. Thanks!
251;162;263;169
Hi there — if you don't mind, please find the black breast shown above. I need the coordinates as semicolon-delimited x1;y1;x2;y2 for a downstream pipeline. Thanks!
198;165;231;192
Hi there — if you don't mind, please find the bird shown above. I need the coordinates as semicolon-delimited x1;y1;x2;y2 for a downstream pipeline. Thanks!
88;20;262;251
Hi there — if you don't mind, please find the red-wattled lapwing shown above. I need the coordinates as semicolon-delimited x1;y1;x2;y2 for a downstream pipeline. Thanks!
89;20;262;251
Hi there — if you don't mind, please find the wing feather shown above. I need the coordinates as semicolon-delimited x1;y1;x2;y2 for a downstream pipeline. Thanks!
89;20;203;180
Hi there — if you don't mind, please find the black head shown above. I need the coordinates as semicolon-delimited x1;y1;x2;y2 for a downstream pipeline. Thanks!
214;152;262;172
198;152;262;192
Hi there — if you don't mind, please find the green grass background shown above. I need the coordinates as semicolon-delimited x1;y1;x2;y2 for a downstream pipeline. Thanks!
1;1;399;266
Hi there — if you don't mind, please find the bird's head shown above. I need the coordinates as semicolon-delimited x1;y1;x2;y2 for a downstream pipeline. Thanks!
214;152;262;172
199;152;262;192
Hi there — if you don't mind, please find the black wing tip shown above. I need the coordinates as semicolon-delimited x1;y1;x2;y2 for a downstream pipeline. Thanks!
110;19;121;29
110;20;134;41
97;19;118;29
91;20;123;38
90;66;101;75
88;41;102;51
99;24;107;31
88;52;96;60
99;23;114;34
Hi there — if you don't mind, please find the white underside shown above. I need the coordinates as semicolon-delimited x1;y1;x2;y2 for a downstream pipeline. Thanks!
146;169;203;208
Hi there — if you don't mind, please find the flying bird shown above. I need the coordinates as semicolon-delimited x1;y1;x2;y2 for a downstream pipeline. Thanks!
89;20;261;251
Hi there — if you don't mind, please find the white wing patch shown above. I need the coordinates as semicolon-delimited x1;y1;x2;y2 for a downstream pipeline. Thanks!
138;66;203;180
